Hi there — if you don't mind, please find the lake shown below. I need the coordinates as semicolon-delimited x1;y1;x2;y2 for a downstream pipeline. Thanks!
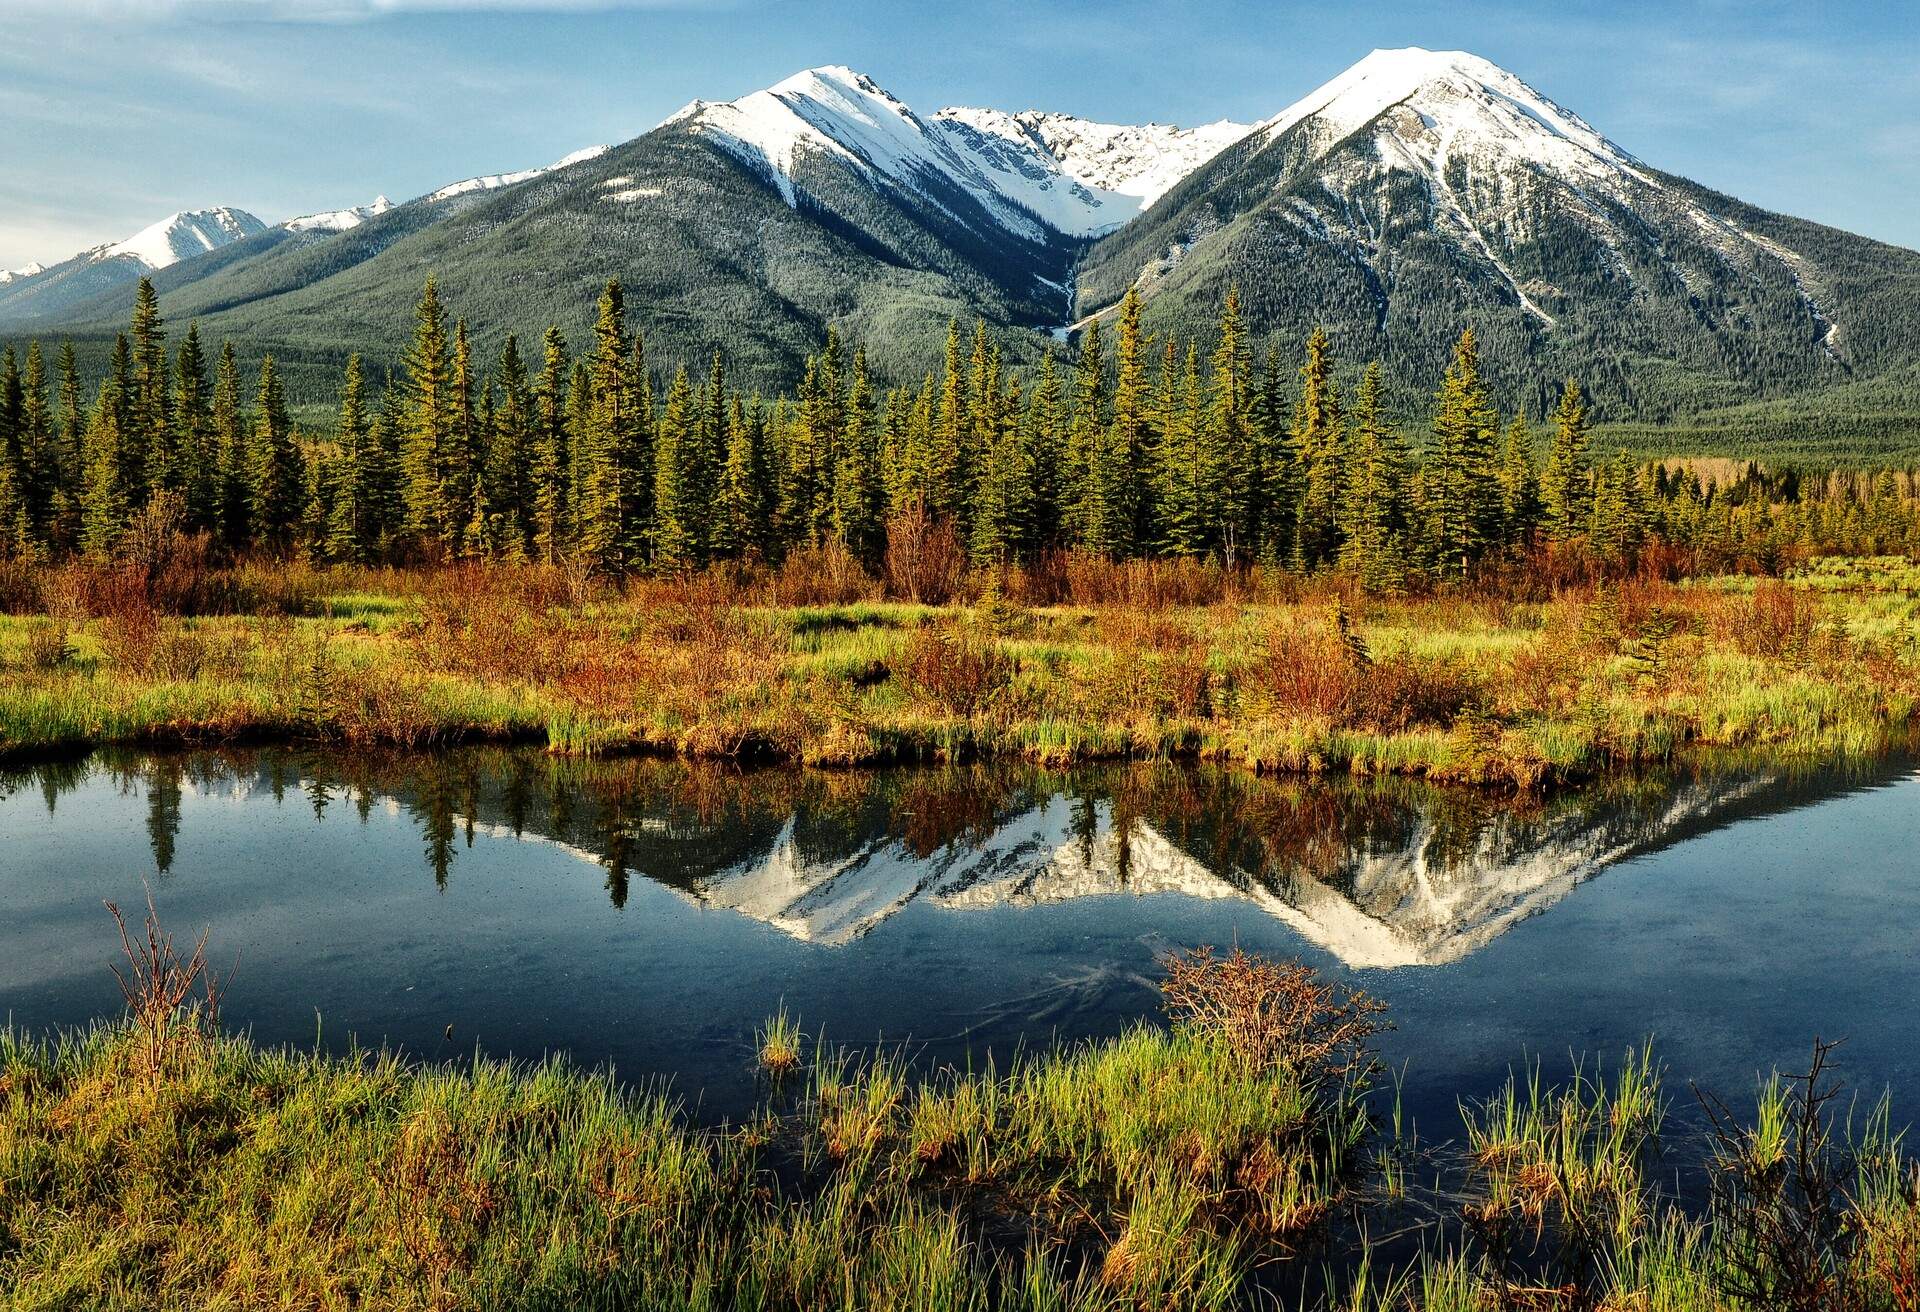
3;748;1916;1134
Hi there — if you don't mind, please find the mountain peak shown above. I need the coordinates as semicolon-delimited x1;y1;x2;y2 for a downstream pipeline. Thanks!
102;207;267;270
1258;44;1642;186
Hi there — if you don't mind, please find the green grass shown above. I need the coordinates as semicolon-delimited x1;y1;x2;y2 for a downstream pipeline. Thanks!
2;559;1916;787
9;952;1920;1310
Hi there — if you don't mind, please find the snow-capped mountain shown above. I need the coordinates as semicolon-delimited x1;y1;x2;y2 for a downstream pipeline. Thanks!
936;108;1253;212
669;67;1241;240
6;49;1918;427
284;195;394;234
102;207;268;271
1075;46;1914;417
0;206;267;326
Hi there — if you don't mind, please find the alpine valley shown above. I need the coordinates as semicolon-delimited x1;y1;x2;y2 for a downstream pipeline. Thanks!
7;48;1920;440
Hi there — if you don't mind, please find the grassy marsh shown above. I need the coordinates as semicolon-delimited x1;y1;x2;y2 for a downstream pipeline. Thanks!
6;932;1920;1311
0;554;1915;788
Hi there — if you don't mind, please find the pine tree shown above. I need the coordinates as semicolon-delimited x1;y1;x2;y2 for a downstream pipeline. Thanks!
1540;377;1593;542
1290;327;1345;569
652;365;703;571
212;342;248;551
399;279;456;550
19;341;53;549
324;355;371;563
248;355;304;552
1338;362;1407;593
79;381;127;559
530;326;571;562
1062;319;1105;546
1499;413;1540;548
1426;327;1501;578
173;323;213;531
128;277;171;503
486;335;532;557
1204;285;1253;560
576;281;634;573
832;348;883;566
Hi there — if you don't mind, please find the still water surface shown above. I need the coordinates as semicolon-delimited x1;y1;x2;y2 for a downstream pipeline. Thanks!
3;750;1915;1132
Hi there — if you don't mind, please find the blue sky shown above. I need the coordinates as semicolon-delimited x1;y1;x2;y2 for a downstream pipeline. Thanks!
5;0;1917;269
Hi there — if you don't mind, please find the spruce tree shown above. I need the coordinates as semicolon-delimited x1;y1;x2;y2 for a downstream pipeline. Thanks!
401;277;455;552
832;348;883;567
1290;327;1345;569
79;381;127;559
652;365;702;571
173;324;213;531
1061;318;1104;546
365;374;406;558
712;395;768;561
1499;413;1540;548
0;348;24;560
1204;285;1252;560
212;342;248;551
531;326;571;562
128;277;171;503
1426;328;1501;578
1338;362;1407;593
576;281;633;572
486;335;532;557
248;355;304;552
324;355;370;563
53;341;83;550
1090;287;1150;558
1027;349;1064;550
930;320;969;524
1157;343;1207;557
19;341;52;548
1540;377;1593;542
970;365;1031;567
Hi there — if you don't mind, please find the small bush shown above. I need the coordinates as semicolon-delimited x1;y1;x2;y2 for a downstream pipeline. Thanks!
1733;579;1822;659
899;626;1011;717
1159;945;1387;1086
884;506;967;604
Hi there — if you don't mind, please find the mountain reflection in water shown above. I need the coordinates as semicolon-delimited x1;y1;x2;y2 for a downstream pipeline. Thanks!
6;750;1895;970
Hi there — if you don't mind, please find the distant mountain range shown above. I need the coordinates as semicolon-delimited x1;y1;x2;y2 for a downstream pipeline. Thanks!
5;48;1918;431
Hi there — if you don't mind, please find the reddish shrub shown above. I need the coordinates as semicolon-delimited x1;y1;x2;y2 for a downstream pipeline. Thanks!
899;626;1011;717
1731;579;1820;658
884;507;967;604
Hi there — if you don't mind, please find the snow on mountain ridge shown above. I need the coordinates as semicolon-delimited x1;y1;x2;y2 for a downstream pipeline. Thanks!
1242;46;1826;332
423;144;609;203
676;66;1241;240
0;262;46;285
103;207;267;270
284;195;394;234
938;107;1254;209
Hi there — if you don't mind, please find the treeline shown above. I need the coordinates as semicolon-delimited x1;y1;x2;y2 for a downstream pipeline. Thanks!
2;276;1917;586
